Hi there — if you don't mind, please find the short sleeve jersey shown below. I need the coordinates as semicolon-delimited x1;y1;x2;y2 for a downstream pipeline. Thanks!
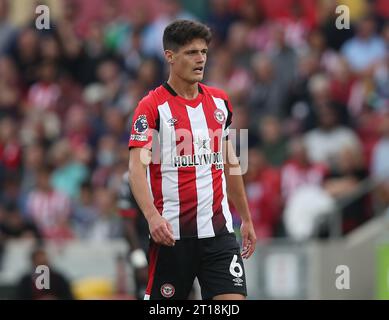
129;82;234;240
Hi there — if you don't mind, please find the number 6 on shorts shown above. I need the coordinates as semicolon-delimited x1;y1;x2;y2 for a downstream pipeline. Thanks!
229;254;243;278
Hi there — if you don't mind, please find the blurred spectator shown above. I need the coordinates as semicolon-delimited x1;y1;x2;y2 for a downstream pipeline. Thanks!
117;171;149;300
0;56;22;119
341;15;386;74
101;0;130;52
268;24;297;98
0;204;5;269
85;187;122;242
79;21;114;85
338;0;371;23
329;56;359;118
63;104;93;149
306;28;339;73
235;0;273;52
0;116;22;171
281;137;327;201
26;60;61;112
225;22;255;70
18;109;61;146
241;147;281;241
248;53;285;123
0;171;22;212
134;58;162;93
304;73;350;131
15;246;74;300
256;0;317;28
371;114;389;210
272;0;313;51
71;182;99;239
286;52;321;131
39;34;63;65
283;184;336;241
372;51;389;112
207;47;251;102
318;0;354;51
56;0;83;48
205;0;236;45
258;115;288;167
55;74;84;118
180;0;209;21
354;107;382;167
20;143;45;212
323;147;370;234
229;104;258;149
382;22;389;49
0;201;41;241
304;103;361;167
91;134;119;188
49;139;89;200
120;27;148;78
56;0;95;85
371;114;389;179
0;0;16;55
25;166;74;240
375;0;389;31
142;0;197;60
96;59;127;109
10;27;40;87
115;3;150;65
102;108;128;144
116;80;148;120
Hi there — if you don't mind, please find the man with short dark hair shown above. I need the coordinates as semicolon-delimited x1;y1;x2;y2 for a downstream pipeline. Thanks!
128;20;256;300
15;247;74;300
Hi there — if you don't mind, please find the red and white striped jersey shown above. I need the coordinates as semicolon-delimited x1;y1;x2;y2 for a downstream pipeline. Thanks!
26;189;72;238
128;82;234;240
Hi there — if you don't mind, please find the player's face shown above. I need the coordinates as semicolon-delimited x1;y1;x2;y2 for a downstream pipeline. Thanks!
167;38;208;84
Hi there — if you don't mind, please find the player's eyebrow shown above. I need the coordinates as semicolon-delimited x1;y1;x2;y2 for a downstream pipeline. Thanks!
184;48;208;54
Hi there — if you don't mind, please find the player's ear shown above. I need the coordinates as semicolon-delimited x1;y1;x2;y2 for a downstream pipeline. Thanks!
164;50;174;65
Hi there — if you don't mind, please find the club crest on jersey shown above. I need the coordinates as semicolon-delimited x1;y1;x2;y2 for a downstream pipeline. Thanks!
160;283;175;298
134;115;148;133
214;109;226;124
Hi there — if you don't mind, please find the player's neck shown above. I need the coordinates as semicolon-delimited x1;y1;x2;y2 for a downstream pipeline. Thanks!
167;77;199;100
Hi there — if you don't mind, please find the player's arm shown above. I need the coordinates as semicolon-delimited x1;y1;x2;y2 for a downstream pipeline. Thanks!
128;147;175;246
223;138;256;259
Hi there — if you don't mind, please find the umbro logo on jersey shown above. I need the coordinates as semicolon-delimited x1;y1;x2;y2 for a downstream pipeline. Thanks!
167;118;178;127
134;115;149;133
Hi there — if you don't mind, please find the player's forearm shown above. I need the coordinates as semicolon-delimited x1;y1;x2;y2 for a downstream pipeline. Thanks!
223;139;252;223
128;155;159;222
224;165;252;223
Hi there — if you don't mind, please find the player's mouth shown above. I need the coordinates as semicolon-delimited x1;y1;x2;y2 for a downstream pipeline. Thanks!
193;66;204;74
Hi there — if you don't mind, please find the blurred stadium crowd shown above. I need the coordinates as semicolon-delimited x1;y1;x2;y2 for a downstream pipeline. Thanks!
0;0;389;256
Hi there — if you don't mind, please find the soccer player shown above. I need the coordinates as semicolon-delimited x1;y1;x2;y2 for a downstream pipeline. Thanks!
117;171;149;300
128;20;256;300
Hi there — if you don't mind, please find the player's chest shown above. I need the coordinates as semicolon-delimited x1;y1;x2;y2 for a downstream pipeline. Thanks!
159;102;226;135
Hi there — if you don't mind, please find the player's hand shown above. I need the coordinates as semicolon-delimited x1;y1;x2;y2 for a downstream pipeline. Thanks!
148;213;175;246
240;221;256;259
